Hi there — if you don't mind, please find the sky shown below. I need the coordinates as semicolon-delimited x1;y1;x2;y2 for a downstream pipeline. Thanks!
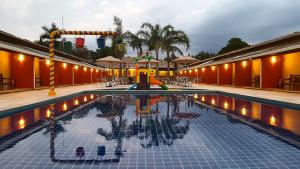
1;0;300;57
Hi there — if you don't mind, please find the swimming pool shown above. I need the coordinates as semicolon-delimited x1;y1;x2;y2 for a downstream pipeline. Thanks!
1;92;300;169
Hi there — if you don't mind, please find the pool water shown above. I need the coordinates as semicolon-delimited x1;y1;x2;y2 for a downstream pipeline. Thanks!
1;94;300;169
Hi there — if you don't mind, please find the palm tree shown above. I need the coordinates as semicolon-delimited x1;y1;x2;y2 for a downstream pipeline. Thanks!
39;23;61;46
161;29;190;81
125;31;144;57
138;23;174;77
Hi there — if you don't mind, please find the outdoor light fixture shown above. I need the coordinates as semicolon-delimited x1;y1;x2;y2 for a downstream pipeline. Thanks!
180;71;183;74
211;66;216;71
202;68;205;72
46;109;51;118
189;70;192;74
18;54;24;62
184;70;187;74
74;99;79;105
201;96;205;102
224;64;229;69
211;98;215;105
75;65;79;70
84;67;87;71
63;63;67;68
194;69;198;73
46;59;50;65
242;61;247;67
271;56;276;63
84;96;87;102
18;118;25;129
224;102;229;109
270;116;276;125
90;94;94;99
241;107;247;115
194;94;198;99
96;70;99;73
63;103;68;111
91;68;94;72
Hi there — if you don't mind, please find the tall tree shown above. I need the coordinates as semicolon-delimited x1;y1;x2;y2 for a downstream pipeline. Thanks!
161;28;190;81
138;23;175;77
193;51;215;60
125;31;144;57
38;23;61;47
218;37;249;54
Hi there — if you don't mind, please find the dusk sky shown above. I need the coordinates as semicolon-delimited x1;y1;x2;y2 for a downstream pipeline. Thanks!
1;0;300;57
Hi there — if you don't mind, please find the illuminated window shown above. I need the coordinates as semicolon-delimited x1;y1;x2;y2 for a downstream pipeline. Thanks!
18;54;24;62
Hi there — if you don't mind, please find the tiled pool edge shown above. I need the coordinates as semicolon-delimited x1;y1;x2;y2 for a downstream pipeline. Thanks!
1;89;300;119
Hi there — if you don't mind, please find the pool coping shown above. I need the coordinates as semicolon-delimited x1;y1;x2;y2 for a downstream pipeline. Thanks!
1;89;300;119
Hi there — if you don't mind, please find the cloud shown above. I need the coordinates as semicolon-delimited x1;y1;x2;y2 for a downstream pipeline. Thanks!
0;0;299;56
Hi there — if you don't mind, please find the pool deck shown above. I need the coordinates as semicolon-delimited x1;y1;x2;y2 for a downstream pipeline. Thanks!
0;83;300;112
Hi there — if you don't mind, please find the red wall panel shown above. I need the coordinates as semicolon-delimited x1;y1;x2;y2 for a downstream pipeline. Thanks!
206;66;218;84
261;56;282;88
219;63;232;85
235;61;252;86
10;54;34;88
39;60;50;86
57;62;73;85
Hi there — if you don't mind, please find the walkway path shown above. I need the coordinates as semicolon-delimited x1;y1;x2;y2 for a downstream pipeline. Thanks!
0;83;300;112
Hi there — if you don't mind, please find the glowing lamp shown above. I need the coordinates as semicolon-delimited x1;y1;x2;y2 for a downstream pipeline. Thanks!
84;96;87;102
184;70;187;74
224;102;229;109
46;59;50;65
91;68;94;72
271;56;276;63
96;70;99;73
242;61;247;67
19;118;25;129
202;68;205;72
201;96;205;102
211;66;216;71
194;69;198;73
46;109;51;118
211;98;215;105
63;63;67;68
18;54;24;62
63;103;68;111
194;94;198;99
224;64;228;69
84;67;87;71
270;116;276;125
74;99;79;105
180;71;183;75
189;70;192;74
75;65;79;70
90;94;94;99
241;107;247;115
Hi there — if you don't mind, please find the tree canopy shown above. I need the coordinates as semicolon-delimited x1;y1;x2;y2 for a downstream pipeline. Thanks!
218;37;249;55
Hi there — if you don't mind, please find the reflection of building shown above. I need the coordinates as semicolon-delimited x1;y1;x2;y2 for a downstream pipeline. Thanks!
135;95;162;115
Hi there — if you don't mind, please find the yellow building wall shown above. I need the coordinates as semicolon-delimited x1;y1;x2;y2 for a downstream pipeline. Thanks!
282;52;300;79
0;50;11;78
251;59;261;77
34;57;40;78
282;108;300;135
